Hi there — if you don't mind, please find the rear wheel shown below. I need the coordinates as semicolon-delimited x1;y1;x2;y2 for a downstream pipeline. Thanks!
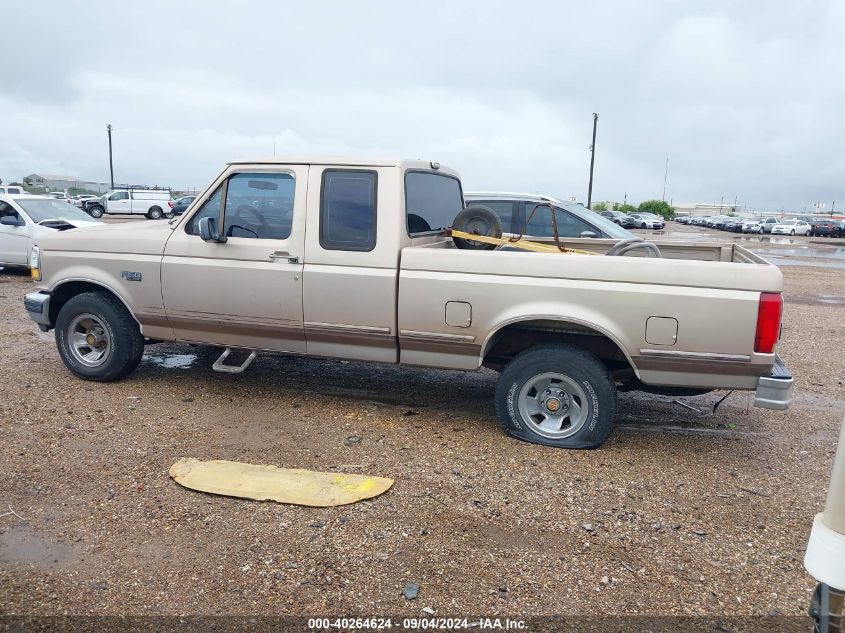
147;206;163;220
452;205;502;250
55;292;145;381
495;344;617;449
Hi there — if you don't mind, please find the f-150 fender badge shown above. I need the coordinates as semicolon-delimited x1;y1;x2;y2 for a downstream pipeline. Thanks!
120;271;143;282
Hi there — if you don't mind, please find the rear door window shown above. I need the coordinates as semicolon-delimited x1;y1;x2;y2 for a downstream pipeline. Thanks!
320;170;377;251
523;203;594;238
468;200;518;233
405;171;464;236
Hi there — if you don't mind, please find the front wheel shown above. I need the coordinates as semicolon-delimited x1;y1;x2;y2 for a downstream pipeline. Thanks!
495;344;617;449
88;205;104;218
55;291;145;381
790;230;795;236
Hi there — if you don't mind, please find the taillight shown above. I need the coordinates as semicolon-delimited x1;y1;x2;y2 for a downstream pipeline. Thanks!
754;292;783;354
168;200;174;208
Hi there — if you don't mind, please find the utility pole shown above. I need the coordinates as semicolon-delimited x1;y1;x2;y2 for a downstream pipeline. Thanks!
662;157;669;201
587;113;599;209
106;124;114;190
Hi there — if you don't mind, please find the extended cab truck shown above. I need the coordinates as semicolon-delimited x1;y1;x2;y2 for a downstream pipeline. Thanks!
24;157;793;449
83;189;172;219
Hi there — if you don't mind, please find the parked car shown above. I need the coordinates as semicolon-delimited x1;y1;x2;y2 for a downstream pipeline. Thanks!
73;195;99;208
170;195;197;216
771;219;812;236
723;218;744;232
837;220;845;238
742;220;764;234
82;189;173;219
755;217;778;234
812;220;838;237
706;215;731;229
0;195;99;269
23;157;793;451
46;192;72;203
798;216;825;236
597;209;636;228
464;192;637;239
0;185;25;195
627;212;666;229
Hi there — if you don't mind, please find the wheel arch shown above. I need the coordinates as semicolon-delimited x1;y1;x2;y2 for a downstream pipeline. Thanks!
481;316;640;379
48;279;141;328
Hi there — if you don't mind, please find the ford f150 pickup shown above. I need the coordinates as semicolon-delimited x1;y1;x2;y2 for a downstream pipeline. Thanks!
23;157;793;449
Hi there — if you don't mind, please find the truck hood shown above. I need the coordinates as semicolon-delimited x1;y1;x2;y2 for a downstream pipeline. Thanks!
36;220;174;256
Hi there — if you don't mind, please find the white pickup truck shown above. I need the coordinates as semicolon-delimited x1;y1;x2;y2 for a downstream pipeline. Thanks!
24;157;792;449
82;189;172;219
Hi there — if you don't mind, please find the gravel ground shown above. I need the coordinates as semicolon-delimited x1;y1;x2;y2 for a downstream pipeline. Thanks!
0;223;843;620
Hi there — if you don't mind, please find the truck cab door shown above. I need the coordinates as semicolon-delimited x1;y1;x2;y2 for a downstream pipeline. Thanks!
161;166;307;352
106;191;130;214
302;166;398;362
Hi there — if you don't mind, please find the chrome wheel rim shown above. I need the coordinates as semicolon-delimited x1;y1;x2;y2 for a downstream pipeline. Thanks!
517;372;590;439
68;313;112;367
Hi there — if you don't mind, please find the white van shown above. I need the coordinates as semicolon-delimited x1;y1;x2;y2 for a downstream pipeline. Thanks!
83;189;173;219
0;185;25;195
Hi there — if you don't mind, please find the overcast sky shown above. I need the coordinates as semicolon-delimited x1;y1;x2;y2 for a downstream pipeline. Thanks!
2;1;842;211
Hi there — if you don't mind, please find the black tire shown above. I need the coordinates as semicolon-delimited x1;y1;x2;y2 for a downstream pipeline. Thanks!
147;206;163;220
452;205;502;250
495;343;617;449
55;291;145;382
790;230;795;236
88;205;104;218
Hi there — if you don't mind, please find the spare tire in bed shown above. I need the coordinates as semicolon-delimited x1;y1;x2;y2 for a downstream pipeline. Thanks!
451;205;503;250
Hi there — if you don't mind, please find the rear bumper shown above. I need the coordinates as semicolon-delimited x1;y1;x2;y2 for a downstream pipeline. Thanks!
24;291;52;330
753;354;793;410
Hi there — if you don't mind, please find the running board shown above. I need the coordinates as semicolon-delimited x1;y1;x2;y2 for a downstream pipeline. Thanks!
212;348;257;374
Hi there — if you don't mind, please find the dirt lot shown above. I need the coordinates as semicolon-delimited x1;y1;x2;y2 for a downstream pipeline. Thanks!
1;224;843;620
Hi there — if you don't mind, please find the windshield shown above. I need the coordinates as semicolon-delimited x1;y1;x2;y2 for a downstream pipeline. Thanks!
16;198;99;223
780;220;796;225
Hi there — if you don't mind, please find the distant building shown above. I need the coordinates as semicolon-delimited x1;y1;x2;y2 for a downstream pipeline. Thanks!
672;202;742;217
24;173;110;194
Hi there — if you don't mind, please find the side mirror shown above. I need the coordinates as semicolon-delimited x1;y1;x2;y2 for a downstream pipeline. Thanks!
579;230;599;239
0;214;24;227
198;216;226;243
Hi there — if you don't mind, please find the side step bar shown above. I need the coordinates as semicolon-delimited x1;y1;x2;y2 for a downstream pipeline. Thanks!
212;348;257;374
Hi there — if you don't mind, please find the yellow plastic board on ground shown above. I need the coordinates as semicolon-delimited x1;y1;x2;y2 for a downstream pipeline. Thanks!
169;458;394;507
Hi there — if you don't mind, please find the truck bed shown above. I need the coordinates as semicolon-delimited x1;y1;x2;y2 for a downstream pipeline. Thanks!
402;238;779;292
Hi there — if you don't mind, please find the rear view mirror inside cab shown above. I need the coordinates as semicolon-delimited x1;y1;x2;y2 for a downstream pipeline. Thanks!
248;180;278;191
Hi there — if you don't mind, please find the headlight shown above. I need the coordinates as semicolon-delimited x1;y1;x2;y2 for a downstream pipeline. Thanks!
29;246;41;281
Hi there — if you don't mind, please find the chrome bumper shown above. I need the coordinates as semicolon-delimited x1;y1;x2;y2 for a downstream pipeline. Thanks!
754;354;793;410
24;292;51;329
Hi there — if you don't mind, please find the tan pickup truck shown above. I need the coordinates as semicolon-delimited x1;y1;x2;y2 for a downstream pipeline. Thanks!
23;157;792;449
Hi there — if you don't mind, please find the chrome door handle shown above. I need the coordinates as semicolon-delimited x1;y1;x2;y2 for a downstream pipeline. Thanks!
269;251;299;264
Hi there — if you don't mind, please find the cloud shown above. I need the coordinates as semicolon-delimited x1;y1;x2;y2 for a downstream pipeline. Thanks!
1;0;842;210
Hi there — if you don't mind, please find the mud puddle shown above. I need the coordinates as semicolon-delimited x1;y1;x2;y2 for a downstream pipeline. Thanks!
0;525;79;570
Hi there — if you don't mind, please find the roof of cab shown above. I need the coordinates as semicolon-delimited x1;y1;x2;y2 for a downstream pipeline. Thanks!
227;157;454;172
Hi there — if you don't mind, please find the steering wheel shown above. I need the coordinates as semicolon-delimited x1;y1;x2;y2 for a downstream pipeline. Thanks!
229;204;269;238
